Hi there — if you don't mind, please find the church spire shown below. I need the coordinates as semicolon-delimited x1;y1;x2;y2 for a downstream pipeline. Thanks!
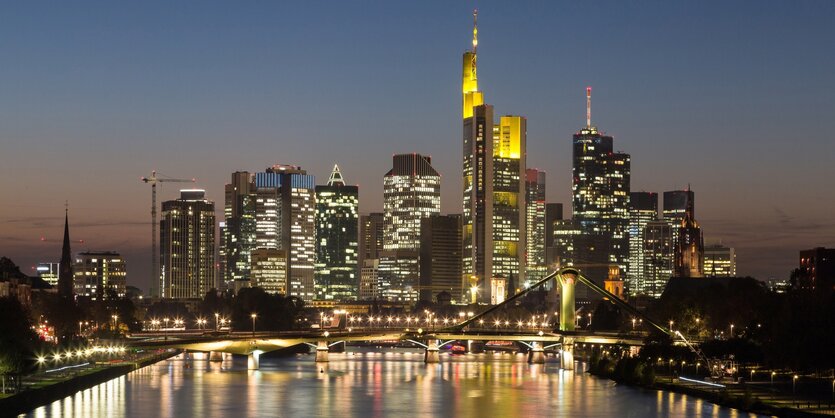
327;164;345;186
58;203;74;298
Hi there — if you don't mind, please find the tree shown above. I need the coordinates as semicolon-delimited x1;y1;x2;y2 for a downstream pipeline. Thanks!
0;297;38;388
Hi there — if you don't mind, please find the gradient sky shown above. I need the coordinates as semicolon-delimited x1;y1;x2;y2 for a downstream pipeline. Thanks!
2;1;834;293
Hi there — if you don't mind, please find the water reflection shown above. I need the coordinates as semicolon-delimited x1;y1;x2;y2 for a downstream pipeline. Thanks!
22;349;770;418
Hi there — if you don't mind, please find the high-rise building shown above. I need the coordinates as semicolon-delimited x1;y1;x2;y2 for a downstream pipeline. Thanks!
642;220;674;297
160;189;216;299
221;171;257;290
663;189;695;247
253;165;317;301
544;203;564;272
797;247;835;292
381;153;441;302
250;248;286;294
58;209;73;298
315;165;359;301
359;259;380;301
571;88;630;296
461;15;526;304
36;262;59;287
627;192;658;295
525;169;547;285
704;244;736;277
419;214;463;302
359;212;385;263
73;251;127;299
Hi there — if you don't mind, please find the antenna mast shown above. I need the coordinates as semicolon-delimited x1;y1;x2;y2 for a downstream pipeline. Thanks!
472;9;478;54
586;86;592;129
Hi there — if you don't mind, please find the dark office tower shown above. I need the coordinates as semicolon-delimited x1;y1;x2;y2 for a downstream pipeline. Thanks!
797;247;835;292
419;214;463;302
675;211;704;278
525;169;547;284
222;171;256;290
160;190;216;299
315;165;359;301
380;153;441;302
359;212;384;262
253;165;316;301
571;87;630;296
627;192;658;295
545;203;564;271
58;208;74;298
663;188;695;245
643;220;674;297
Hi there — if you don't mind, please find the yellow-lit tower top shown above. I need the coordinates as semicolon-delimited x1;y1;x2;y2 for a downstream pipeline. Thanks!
462;9;484;119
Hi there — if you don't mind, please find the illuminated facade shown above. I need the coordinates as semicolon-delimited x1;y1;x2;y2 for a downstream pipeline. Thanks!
381;154;441;302
525;169;547;285
221;171;257;290
704;244;736;277
675;211;704;278
663;189;695;247
627;191;658;295
571;88;630;297
250;248;286;294
315;165;359;301
253;165;317;301
359;259;379;301
544;203;564;271
36;262;60;287
160;189;216;299
359;212;384;263
73;251;127;299
461;14;526;304
643;220;674;297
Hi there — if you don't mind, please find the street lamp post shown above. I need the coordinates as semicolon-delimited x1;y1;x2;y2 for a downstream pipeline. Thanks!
214;313;220;331
251;313;257;337
771;371;776;387
730;324;734;338
793;375;798;394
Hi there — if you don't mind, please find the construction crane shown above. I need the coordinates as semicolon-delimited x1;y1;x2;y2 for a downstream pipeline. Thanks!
141;171;195;293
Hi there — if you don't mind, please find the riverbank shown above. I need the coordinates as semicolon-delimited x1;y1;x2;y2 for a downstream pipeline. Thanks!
588;367;834;417
0;349;178;416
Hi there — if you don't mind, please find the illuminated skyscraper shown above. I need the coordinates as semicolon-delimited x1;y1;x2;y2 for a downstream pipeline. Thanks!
253;165;316;301
221;171;256;290
643;220;674;298
36;262;59;287
571;88;630;296
359;212;384;263
545;203;564;271
380;153;441;302
73;251;127;299
315;165;359;301
525;169;547;285
627;192;658;295
160;189;216;299
250;248;286;294
704;244;736;277
461;12;526;304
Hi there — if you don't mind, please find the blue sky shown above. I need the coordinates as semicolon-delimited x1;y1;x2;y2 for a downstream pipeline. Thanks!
1;1;834;291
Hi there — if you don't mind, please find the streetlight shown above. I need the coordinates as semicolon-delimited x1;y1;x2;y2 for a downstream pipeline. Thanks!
631;318;636;330
669;320;674;332
730;324;734;338
771;371;776;387
214;312;220;331
251;313;258;337
793;375;798;394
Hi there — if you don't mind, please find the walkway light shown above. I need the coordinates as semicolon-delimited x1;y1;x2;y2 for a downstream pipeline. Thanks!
251;313;258;337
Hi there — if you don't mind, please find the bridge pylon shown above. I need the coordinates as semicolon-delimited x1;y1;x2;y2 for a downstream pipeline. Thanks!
527;341;545;364
315;341;330;363
424;339;440;363
560;338;575;370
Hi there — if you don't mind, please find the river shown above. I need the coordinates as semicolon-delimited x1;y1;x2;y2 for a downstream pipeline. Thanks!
21;348;771;417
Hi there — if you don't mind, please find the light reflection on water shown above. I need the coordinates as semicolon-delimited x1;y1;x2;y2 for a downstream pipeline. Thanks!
22;349;769;418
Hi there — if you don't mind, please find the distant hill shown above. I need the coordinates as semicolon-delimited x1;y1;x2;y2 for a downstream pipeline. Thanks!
0;256;52;289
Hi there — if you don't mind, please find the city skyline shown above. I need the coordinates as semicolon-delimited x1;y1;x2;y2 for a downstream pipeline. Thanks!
2;1;835;292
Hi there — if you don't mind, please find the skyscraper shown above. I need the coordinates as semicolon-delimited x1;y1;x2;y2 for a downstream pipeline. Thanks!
58;208;73;298
704;244;736;277
627;192;658;295
380;153;441;302
221;171;256;290
461;13;526;304
663;188;695;247
643;220;674;297
160;189;216;299
571;88;630;296
73;251;127;299
544;203;564;272
419;214;463;302
359;212;384;263
253;165;317;301
315;165;359;301
525;169;547;285
36;262;60;287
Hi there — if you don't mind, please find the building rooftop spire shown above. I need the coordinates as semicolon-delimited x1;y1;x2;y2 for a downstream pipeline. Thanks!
472;9;478;54
58;203;74;297
327;164;345;186
586;86;592;129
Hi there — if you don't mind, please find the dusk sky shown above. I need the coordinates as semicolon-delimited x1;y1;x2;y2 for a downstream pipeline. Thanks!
1;1;834;293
